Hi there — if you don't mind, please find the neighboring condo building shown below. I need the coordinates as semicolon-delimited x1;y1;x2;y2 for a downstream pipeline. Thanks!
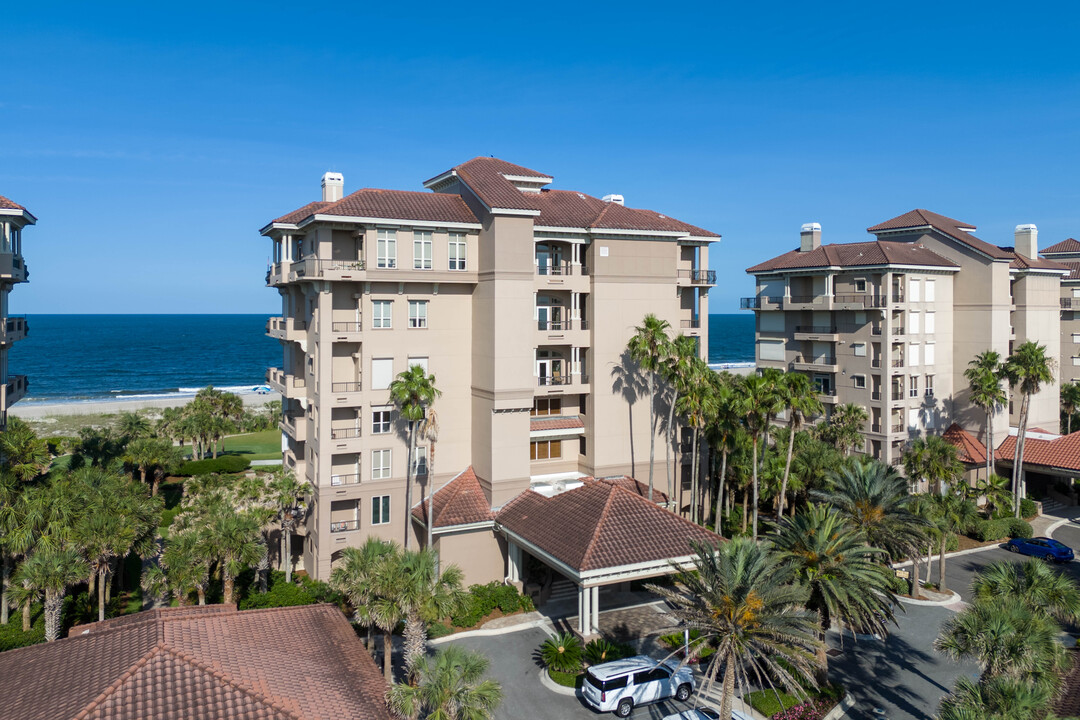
260;158;718;582
0;196;31;427
743;210;1067;469
1039;238;1080;385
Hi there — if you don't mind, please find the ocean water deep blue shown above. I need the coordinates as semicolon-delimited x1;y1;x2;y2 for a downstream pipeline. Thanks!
6;313;755;402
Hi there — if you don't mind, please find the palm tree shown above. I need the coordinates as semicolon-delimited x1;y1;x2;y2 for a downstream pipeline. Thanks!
143;530;211;605
627;314;673;503
386;645;503;720
330;537;399;654
971;558;1080;625
706;376;739;532
0;418;50;482
662;334;698;506
421;407;440;556
739;373;783;539
389;364;441;549
1062;380;1080;434
928;492;979;592
936;596;1067;689
116;411;152;441
972;474;1013;518
965;350;1008;480
1003;342;1055;517
0;471;19;625
204;512;262;604
818;403;869;456
647;538;821;720
676;357;716;523
938;675;1054;720
10;547;88;641
903;435;964;494
776;373;823;521
267;469;310;583
124;437;183;496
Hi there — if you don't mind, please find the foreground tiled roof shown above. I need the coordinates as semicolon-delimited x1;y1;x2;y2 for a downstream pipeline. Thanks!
496;481;719;572
867;209;1014;260
942;423;988;465
412;466;493;529
996;431;1080;473
0;604;391;720
0;195;26;211
1054;650;1080;717
583;475;670;504
530;415;585;432
275;189;480;227
1044;238;1080;255
746;240;958;273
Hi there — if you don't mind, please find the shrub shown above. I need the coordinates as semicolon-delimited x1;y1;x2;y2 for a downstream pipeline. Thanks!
428;621;452;639
547;668;583;688
449;582;530;628
0;606;46;651
584;639;634;665
175;456;250;477
770;699;834;720
1006;518;1033;539
658;629;715;662
539;632;582;673
745;690;801;716
973;518;1010;542
1021;497;1038;519
42;436;66;456
237;571;344;610
945;533;959;552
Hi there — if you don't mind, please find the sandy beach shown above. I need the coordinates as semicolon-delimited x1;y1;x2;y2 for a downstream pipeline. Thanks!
9;390;282;419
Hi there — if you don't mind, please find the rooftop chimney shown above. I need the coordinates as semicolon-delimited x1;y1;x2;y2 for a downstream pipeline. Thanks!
800;222;821;253
601;194;625;206
321;172;344;203
1015;223;1038;259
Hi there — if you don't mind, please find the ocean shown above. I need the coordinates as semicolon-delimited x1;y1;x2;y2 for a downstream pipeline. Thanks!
8;314;756;402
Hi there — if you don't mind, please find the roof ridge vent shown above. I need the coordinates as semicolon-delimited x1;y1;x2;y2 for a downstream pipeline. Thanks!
601;194;625;206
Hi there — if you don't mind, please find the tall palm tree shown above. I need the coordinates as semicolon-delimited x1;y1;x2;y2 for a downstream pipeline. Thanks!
389;364;441;549
10;547;88;641
771;505;897;680
903;435;964;494
1061;380;1080;434
421;407;440;556
938;675;1054;720
818;403;869;456
386;645;503;720
1003;342;1055;517
267;469;310;583
928;492;979;592
627;314;673;503
739;373;783;539
965;351;1008;480
124;437;183;496
971;558;1080;625
676;357;716;523
776;373;823;521
972;474;1013;518
143;530;212;605
706;376;739;532
0;418;50;482
330;537;399;653
648;538;821;720
204;512;262;604
662;334;698;506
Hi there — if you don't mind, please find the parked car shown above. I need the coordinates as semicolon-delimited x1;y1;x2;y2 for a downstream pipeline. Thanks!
1006;536;1074;563
662;709;751;720
582;655;695;717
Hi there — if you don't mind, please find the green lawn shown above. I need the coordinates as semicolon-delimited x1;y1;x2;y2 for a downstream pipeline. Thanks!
181;429;281;461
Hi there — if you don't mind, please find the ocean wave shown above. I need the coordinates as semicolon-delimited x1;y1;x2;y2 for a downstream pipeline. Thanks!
22;382;273;404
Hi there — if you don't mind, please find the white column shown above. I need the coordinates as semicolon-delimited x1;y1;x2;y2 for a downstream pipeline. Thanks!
507;542;521;582
578;585;588;635
590;586;600;635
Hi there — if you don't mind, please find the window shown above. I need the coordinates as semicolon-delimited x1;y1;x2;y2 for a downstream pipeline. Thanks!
1074;288;1080;299
908;408;919;430
925;312;935;335
413;231;432;270
372;300;392;328
371;358;394;390
372;408;391;434
1073;334;1080;344
371;450;391;481
853;342;867;357
409;300;428;329
910;375;919;398
924;343;935;365
853;375;866;389
910;279;921;302
924;408;936;429
371;495;391;525
909;343;920;366
925;280;936;302
1074;357;1080;367
909;312;920;334
412;447;428;476
531;398;562;416
448;233;467;271
925;375;935;397
758;340;785;362
579;436;587;455
377;229;397;269
854;278;867;293
530;439;562;460
409;357;429;372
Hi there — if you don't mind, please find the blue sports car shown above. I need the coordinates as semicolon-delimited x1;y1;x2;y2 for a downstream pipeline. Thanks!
1006;536;1074;563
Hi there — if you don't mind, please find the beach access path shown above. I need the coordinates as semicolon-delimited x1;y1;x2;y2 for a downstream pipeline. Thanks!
9;390;282;419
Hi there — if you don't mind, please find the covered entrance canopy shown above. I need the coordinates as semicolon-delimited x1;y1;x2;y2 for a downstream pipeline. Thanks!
495;478;721;635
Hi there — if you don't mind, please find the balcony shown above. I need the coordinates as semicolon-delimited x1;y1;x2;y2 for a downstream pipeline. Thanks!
536;319;590;347
834;294;887;310
680;316;701;330
891;326;906;337
677;268;717;285
872;391;882;400
891;390;904;402
266;316;307;342
871;358;882;368
330;519;360;533
329;426;363;454
536;372;591;396
890;423;904;434
1;374;27;410
890;456;904;466
871;327;883;336
871;423;882;433
892;293;905;303
329;473;362;487
740;296;783;310
1063;297;1074;309
293;258;367;282
535;262;589;291
266;368;307;399
816;387;838;404
327;320;364;341
794;325;841;341
792;355;838;372
266;263;285;286
0;253;28;283
281;411;307;443
786;295;831;311
891;358;905;368
0;316;27;345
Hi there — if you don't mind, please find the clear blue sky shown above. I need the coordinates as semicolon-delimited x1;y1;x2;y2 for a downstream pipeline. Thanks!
2;2;1078;314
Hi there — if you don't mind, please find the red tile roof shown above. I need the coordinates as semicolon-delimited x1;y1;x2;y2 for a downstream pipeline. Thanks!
0;604;391;720
412;466;493;529
995;431;1080;473
746;240;958;273
450;157;550;212
867;209;1014;260
533;189;718;236
1044;238;1080;255
583;475;670;504
1004;250;1070;272
275;189;480;227
273;200;329;224
941;423;988;465
530;415;585;432
0;195;26;211
496;481;718;572
1054;650;1080;717
1058;261;1080;281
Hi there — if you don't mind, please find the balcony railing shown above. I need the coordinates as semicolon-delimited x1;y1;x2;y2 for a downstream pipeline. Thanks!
330;520;360;533
890;456;904;466
871;423;882;433
794;356;837;366
871;327;882;335
331;427;361;440
834;294;887;308
332;381;362;393
681;317;701;329
816;387;837;397
891;358;905;368
871;358;882;368
891;327;905;336
891;390;904;401
1063;297;1074;309
891;423;904;434
892;293;905;303
538;375;573;387
536;262;587;276
871;391;882;400
795;325;841;334
332;321;363;332
537;319;589;331
330;474;361;486
925;389;935;397
678;269;717;284
740;296;783;309
296;258;366;277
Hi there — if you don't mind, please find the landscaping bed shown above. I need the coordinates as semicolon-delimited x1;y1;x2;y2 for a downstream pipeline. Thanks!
428;582;534;637
745;684;845;720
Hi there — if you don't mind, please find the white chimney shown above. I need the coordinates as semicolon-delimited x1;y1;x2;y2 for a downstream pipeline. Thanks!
1015;223;1038;259
321;172;344;203
800;222;821;252
601;194;625;206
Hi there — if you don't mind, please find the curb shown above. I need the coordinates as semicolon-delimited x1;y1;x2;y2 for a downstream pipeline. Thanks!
891;543;1006;569
1045;517;1073;538
429;617;551;644
823;693;856;720
897;589;962;607
537;667;581;697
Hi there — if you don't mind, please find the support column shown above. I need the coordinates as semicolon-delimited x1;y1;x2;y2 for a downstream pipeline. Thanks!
590;586;600;635
578;584;589;635
507;542;522;583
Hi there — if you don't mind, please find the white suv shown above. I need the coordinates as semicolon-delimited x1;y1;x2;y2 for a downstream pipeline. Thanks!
582;655;695;717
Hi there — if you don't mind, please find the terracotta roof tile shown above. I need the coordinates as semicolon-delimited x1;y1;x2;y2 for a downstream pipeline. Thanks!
273;201;329;225
1043;238;1080;255
1058;261;1080;280
747;240;958;273
0;195;26;211
453;157;546;212
530;415;585;432
412;466;493;529
995;431;1080;473
583;475;670;504
1054;650;1080;717
867;209;1014;260
942;423;988;465
0;604;391;720
321;189;479;224
496;482;718;572
1003;249;1070;272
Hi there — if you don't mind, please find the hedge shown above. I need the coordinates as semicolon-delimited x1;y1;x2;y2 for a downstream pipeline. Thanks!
237;570;344;610
547;668;583;688
745;690;801;717
1021;498;1038;519
449;582;533;628
175;456;251;476
1006;518;1034;539
973;518;1010;542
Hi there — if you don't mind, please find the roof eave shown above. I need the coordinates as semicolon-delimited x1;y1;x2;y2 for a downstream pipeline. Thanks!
0;208;36;224
307;213;482;230
747;262;960;275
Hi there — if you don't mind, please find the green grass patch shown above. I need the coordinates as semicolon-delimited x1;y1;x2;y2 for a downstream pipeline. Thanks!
547;669;584;688
745;689;801;716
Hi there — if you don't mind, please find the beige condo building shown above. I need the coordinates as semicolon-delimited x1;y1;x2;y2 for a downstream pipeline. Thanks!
1039;238;1080;385
743;210;1067;471
0;196;31;426
260;158;718;582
